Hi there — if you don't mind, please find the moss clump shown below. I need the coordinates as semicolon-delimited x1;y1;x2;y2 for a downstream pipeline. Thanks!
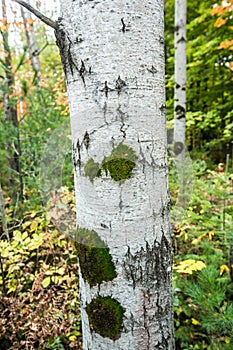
86;296;125;340
102;142;136;182
74;227;117;286
103;158;135;181
84;158;101;182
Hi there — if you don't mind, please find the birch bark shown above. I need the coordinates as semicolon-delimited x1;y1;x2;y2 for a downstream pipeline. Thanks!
56;1;174;349
174;0;187;159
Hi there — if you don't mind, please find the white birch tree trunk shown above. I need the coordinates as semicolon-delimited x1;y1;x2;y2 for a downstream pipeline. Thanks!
56;1;174;349
174;0;187;159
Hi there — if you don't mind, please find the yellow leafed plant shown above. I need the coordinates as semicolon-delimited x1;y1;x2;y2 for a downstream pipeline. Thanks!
174;259;206;274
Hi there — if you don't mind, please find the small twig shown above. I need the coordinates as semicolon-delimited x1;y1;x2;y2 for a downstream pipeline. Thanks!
11;0;57;29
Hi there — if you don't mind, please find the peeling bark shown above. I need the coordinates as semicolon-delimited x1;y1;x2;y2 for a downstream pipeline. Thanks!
57;0;174;348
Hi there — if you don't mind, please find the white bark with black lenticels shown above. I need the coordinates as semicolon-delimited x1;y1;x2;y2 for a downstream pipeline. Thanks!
57;1;174;349
174;0;187;159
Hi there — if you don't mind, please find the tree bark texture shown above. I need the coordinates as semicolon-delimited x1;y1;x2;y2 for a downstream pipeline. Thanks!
56;1;174;349
174;0;187;159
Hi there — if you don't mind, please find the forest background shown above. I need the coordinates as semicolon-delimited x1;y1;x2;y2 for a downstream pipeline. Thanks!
0;0;233;349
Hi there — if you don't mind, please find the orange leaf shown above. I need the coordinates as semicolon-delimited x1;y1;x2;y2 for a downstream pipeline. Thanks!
215;17;227;28
218;39;233;49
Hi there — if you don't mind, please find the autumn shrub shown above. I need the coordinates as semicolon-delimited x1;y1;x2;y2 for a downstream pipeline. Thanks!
0;190;82;350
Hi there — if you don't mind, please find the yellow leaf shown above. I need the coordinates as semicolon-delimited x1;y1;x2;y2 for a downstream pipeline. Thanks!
191;233;206;245
22;221;32;230
208;231;214;240
220;265;229;276
174;260;206;274
42;276;51;288
225;337;230;344
191;238;199;245
69;336;77;342
191;318;200;325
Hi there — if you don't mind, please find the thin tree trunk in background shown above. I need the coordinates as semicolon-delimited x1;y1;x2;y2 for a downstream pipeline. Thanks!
57;1;174;349
1;0;23;202
21;4;41;76
0;183;9;241
174;0;187;159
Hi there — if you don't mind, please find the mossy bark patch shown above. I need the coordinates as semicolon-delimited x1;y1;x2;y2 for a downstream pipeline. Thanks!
84;142;136;183
102;142;136;182
102;158;135;181
86;296;125;340
74;227;117;286
84;158;101;182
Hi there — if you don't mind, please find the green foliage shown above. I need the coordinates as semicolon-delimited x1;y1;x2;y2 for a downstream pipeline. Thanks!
170;159;233;349
165;0;233;162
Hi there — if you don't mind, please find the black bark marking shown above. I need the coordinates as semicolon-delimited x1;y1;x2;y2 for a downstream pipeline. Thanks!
75;35;83;44
175;104;186;120
104;81;109;97
115;75;126;94
159;35;164;45
177;36;186;43
160;104;166;113
83;131;90;150
55;20;79;78
55;22;69;77
68;41;79;76
79;60;86;85
72;142;77;168
123;235;172;290
76;139;81;168
174;141;184;155
147;65;157;74
121;18;126;32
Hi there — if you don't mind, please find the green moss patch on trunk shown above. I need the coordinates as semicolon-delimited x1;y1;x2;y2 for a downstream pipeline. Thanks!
86;296;125;340
74;227;117;286
84;158;101;182
102;142;136;182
